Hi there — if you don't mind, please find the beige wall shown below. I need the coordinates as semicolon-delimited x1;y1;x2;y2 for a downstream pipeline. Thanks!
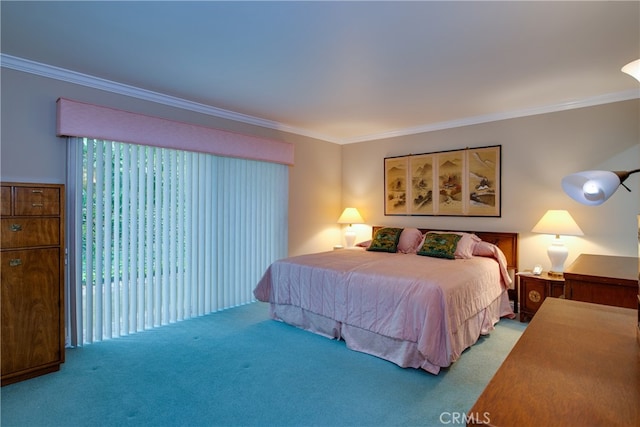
0;68;342;257
341;100;640;271
2;67;639;271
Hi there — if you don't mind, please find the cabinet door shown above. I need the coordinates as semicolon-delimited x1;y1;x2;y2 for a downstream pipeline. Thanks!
1;248;61;376
521;277;546;314
549;282;565;298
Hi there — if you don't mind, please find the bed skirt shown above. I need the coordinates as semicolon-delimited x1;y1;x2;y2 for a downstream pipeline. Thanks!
268;289;514;375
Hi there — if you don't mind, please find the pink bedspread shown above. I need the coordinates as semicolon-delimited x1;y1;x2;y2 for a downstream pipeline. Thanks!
255;249;512;370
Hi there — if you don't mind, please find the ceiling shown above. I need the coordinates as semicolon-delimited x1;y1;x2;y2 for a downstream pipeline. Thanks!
2;1;639;144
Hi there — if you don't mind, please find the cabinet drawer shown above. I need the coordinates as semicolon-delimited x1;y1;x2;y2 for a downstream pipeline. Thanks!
1;186;10;216
14;187;60;216
566;280;637;309
0;218;60;248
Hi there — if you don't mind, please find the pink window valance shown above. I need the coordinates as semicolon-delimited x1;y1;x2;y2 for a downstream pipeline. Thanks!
56;98;294;166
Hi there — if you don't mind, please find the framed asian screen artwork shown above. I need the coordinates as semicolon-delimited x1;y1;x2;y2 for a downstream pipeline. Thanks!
384;145;501;217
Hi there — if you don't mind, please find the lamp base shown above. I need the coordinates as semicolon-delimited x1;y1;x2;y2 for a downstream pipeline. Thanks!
344;228;356;248
547;271;564;278
547;237;568;275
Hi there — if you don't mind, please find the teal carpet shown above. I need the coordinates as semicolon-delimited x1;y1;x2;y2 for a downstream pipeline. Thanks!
1;302;525;427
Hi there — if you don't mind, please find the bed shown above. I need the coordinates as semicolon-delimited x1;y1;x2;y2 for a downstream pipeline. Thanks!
254;227;518;374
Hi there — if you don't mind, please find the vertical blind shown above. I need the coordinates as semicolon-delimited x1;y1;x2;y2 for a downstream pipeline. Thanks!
67;137;288;346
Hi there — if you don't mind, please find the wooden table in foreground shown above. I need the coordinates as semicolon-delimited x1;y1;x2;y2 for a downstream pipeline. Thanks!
468;298;639;427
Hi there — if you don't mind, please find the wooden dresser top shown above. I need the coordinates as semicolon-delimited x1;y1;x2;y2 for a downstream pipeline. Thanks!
564;253;639;283
468;298;639;426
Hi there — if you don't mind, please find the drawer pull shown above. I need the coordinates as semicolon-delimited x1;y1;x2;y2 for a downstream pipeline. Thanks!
9;259;22;267
31;203;44;207
31;190;44;194
9;224;22;232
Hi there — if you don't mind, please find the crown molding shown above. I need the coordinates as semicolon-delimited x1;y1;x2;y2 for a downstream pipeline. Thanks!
3;53;638;145
340;89;640;145
0;54;340;144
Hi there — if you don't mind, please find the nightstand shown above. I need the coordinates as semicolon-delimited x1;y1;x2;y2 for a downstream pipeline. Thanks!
519;272;565;322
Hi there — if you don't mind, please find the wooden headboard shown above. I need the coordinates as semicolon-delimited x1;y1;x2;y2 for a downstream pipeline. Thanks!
372;226;519;272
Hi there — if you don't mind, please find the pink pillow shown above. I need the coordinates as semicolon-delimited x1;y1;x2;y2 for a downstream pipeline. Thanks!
473;241;513;287
455;233;481;259
422;231;480;259
472;240;495;257
356;240;372;248
397;228;424;254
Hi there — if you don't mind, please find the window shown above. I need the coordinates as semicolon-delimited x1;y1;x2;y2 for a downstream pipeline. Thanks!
66;137;288;345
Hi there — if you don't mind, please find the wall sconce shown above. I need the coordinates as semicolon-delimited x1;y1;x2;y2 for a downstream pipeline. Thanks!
561;169;640;206
337;207;364;248
531;210;583;276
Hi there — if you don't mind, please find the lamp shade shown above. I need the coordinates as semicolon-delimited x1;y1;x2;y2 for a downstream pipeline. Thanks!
531;210;583;237
337;208;364;225
561;170;636;206
622;59;640;82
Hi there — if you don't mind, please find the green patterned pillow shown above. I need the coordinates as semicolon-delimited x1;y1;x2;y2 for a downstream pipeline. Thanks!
366;227;403;253
417;233;462;259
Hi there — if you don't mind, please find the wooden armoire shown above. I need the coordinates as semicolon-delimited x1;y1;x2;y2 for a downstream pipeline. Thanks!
1;182;65;385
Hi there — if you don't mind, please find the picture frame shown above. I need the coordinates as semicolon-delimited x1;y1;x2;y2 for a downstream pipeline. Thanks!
384;145;501;217
409;154;435;215
384;156;408;215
